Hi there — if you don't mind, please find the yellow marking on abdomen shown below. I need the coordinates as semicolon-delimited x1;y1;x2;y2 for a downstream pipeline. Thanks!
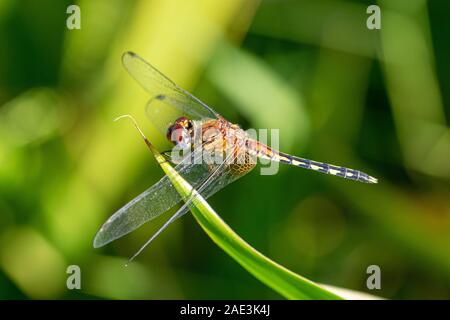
291;159;306;166
329;168;340;175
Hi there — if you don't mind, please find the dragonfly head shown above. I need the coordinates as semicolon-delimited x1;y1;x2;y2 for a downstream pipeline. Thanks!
166;116;193;148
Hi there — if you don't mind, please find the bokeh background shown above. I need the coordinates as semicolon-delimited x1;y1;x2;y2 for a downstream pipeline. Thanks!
1;0;449;299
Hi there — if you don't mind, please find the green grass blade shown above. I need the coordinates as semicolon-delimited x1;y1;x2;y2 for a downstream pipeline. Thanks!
142;140;342;300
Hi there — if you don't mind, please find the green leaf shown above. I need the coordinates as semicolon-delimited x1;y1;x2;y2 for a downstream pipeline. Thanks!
138;132;342;300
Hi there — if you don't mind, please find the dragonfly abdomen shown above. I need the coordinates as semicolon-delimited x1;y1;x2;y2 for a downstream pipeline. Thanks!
277;152;378;184
245;140;377;183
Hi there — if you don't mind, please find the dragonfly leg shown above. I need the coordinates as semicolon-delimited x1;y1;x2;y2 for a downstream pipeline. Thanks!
161;150;173;162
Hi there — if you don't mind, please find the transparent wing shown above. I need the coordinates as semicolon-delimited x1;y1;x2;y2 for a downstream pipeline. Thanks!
122;51;220;127
126;149;241;262
145;94;215;137
93;147;245;248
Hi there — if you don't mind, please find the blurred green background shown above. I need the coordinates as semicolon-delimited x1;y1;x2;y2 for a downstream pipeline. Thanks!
1;0;449;299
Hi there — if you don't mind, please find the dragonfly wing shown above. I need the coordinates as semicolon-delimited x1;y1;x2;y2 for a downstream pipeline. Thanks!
93;148;228;248
174;165;245;218
162;151;247;223
144;95;216;137
93;173;180;248
93;153;248;248
155;151;253;230
126;151;244;262
122;51;220;121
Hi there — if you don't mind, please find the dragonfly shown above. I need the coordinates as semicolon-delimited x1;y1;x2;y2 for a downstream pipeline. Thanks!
93;51;377;261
